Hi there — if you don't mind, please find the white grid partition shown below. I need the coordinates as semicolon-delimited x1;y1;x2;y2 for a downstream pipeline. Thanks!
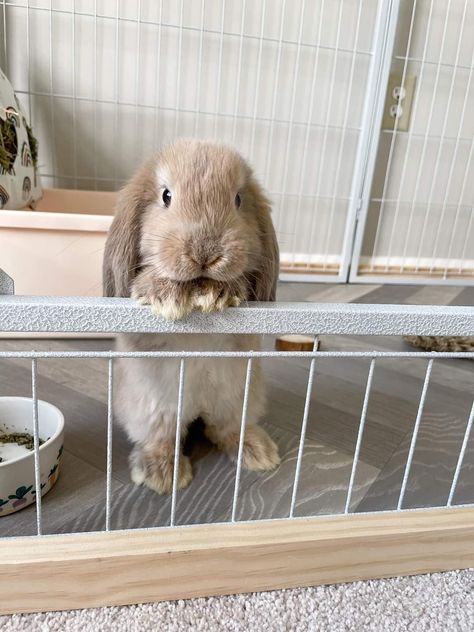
2;1;474;284
0;291;473;536
1;0;385;281
352;0;474;284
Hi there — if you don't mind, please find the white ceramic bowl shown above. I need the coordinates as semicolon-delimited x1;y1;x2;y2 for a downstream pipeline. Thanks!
0;397;64;516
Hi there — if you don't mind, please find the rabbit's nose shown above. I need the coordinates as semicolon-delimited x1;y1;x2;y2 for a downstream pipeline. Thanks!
203;255;222;268
190;254;222;269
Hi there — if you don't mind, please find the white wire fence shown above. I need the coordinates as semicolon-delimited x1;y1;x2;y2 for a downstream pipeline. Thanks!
352;0;474;284
1;1;474;280
0;0;383;282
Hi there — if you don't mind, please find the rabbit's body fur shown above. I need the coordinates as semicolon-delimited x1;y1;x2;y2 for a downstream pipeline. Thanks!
115;333;273;493
104;140;280;494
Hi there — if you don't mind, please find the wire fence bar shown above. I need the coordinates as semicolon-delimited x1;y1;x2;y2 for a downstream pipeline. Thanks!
113;0;120;190
152;0;163;147
397;359;434;510
231;0;247;144
231;358;253;523
48;0;57;186
11;88;362;133
31;358;42;536
394;54;474;71
134;0;142;164
192;0;205;137
1;298;473;336
172;0;183;139
2;0;7;66
344;358;376;514
105;358;114;532
262;0;287;184
447;398;474;507
289;356;317;518
70;0;78;189
370;0;419;268
212;0;226;138
25;0;31;120
248;0;266;158
170;358;186;527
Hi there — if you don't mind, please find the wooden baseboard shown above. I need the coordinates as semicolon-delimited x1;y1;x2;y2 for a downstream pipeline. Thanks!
357;263;473;280
1;507;473;614
280;262;340;275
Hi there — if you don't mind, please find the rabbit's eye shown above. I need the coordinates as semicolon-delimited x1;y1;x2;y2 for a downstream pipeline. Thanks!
235;193;241;208
162;188;172;208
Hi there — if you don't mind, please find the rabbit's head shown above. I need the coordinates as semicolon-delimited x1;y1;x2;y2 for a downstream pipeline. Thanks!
103;139;279;301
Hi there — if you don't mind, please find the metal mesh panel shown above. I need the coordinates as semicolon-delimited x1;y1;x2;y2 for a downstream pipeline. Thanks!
0;0;382;280
353;0;474;284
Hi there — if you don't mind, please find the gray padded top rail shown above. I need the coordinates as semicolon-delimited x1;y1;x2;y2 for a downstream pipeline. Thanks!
0;295;473;336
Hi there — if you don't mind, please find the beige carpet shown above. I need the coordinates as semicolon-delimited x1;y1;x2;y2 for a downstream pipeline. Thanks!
2;569;474;631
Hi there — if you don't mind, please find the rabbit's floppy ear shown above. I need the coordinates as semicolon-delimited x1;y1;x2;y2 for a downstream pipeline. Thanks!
103;160;158;297
246;178;280;302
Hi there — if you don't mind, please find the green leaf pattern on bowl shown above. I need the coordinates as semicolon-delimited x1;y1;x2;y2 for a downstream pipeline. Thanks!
0;443;63;513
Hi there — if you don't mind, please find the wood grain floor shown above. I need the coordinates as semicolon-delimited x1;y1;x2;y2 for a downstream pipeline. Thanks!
0;283;473;536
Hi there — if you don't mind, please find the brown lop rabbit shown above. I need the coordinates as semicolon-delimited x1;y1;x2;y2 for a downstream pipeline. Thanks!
103;139;281;494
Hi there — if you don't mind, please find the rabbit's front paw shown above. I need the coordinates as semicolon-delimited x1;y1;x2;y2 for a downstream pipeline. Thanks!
192;278;246;313
131;273;194;321
148;295;193;321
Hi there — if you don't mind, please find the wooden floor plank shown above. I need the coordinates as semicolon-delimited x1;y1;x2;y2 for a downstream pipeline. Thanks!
449;287;474;306
58;420;379;532
403;285;465;306
305;284;381;303
348;284;420;305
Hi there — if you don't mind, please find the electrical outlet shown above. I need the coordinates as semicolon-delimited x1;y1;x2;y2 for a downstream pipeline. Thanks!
382;72;417;132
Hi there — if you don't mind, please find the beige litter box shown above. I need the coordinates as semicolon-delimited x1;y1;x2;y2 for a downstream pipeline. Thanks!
0;188;116;297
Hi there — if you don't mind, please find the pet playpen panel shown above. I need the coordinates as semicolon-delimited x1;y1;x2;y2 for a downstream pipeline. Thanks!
2;1;474;284
0;272;474;612
0;272;473;611
351;0;474;284
1;0;388;281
